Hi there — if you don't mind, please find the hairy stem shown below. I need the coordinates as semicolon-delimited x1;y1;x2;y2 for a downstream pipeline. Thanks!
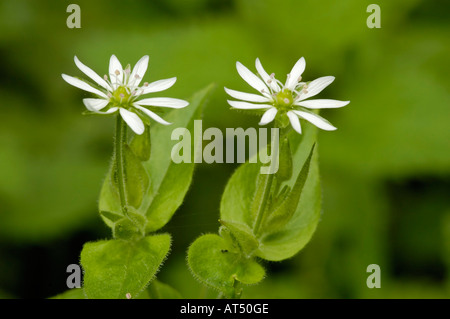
115;115;128;215
252;169;274;236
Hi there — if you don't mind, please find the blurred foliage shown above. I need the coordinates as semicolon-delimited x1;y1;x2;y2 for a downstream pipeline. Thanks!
0;0;448;298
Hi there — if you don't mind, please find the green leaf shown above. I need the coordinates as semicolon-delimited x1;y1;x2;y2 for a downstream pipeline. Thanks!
49;288;86;299
99;84;215;232
220;121;321;261
142;84;215;232
146;280;183;299
262;144;315;234
99;210;123;225
80;233;171;299
130;125;151;161
187;234;265;298
219;220;259;257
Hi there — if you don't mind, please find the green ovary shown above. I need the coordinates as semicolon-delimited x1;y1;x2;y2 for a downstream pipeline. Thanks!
275;89;294;110
112;86;131;106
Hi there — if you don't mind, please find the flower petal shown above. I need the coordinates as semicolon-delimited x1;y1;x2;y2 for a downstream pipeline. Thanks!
130;55;149;87
87;107;118;115
224;87;271;103
74;56;112;91
61;74;108;98
255;58;280;93
287;111;302;134
259;107;278;125
236;61;269;95
134;104;171;125
119;108;145;135
83;98;109;111
103;107;119;114
285;57;306;90
227;100;273;110
140;77;177;95
135;97;188;108
109;55;124;88
297;76;335;101
296;99;350;109
292;110;337;131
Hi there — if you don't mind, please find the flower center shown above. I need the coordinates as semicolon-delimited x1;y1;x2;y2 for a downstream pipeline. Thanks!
111;86;131;106
275;89;294;110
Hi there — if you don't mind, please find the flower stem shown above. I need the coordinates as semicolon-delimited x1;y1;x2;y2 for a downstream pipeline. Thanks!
252;124;281;236
253;120;284;236
252;168;274;236
115;114;128;215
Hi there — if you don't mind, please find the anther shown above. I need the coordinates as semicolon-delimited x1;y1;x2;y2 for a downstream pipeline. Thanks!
134;74;141;79
298;76;302;82
270;73;275;78
107;92;112;98
104;75;108;81
126;293;131;299
144;82;149;87
115;70;120;76
119;93;125;98
283;98;290;104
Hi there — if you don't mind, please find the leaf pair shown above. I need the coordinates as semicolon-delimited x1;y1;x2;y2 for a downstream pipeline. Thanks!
79;84;215;299
99;85;211;234
188;120;321;297
220;122;321;261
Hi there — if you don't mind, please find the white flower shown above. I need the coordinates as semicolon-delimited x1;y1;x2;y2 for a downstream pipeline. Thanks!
225;57;349;134
62;55;189;135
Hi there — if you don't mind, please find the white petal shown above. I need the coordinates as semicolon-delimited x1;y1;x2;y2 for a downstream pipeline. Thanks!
224;87;271;103
83;98;109;111
293;110;337;131
104;107;119;114
285;57;306;90
74;56;112;91
62;74;108;98
135;97;188;108
227;100;273;110
255;58;280;93
296;99;350;109
236;61;269;95
141;77;177;95
287;111;302;134
130;55;149;87
297;76;335;101
259;107;277;125
109;55;124;88
119;108;145;135
134;104;171;125
87;107;118;115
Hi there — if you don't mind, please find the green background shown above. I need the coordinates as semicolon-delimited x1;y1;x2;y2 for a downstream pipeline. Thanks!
0;0;449;298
